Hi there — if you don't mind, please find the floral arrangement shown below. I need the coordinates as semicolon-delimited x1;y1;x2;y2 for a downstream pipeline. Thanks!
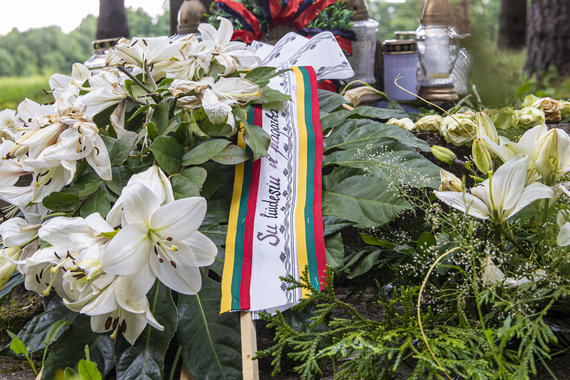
0;18;294;378
207;0;355;53
256;93;570;379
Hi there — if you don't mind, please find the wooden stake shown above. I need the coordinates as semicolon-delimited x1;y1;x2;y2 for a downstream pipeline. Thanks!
180;364;194;380
240;311;259;380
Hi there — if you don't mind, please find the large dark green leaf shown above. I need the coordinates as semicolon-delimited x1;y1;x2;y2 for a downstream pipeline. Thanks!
322;167;412;228
11;297;78;355
80;189;111;218
324;138;440;189
320;106;407;130
177;276;241;380
172;175;201;199
149;136;184;175
325;119;430;153
105;165;135;195
318;89;349;113
115;283;177;380
42;315;115;379
0;273;23;303
182;139;231;166
325;232;345;271
152;101;170;135
42;192;80;212
60;173;103;198
235;110;270;161
109;135;137;166
212;144;250;165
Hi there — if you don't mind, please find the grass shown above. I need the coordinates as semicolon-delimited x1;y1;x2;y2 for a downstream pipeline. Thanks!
0;75;52;110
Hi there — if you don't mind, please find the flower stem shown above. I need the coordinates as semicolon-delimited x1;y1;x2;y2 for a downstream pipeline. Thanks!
168;346;183;380
117;66;161;104
498;223;529;256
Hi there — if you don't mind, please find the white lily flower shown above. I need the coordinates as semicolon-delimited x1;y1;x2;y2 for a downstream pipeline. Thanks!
76;69;129;118
24;213;113;297
106;36;187;74
0;140;28;186
173;77;261;128
481;256;505;286
106;165;175;227
49;63;91;103
434;155;553;223
198;18;261;75
101;183;217;295
0;217;39;248
0;247;21;288
0;109;24;142
439;169;462;192
558;222;570;246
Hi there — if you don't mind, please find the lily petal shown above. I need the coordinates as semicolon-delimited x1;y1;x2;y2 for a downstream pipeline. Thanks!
101;223;152;275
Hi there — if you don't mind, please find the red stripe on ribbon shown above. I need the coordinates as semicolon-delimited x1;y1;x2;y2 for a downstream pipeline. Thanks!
217;0;263;40
292;0;338;30
306;67;327;290
240;106;263;309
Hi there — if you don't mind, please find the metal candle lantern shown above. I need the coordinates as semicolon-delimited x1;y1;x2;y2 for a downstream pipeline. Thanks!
415;0;460;101
345;0;379;85
174;0;207;39
84;38;119;73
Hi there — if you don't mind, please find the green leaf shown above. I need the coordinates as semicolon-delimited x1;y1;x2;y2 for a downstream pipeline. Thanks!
77;359;102;380
323;216;353;236
182;139;231;166
109;135;136;166
177;276;241;380
42;192;80;212
10;297;77;355
325;119;430;153
7;331;27;355
172;175;201;199
80;190;111;219
321;105;407;130
244;67;289;87
181;167;207;190
417;231;437;256
325;232;344;271
149;136;184;175
322;167;412;228
212;144;250;165
44;320;70;347
251;88;291;105
347;250;381;278
360;233;395;249
324;138;440;189
152;101;169;135
60;173;102;198
105;165;135;195
242;116;270;161
115;283;177;380
42;316;115;380
0;273;23;303
147;121;159;141
318;89;349;113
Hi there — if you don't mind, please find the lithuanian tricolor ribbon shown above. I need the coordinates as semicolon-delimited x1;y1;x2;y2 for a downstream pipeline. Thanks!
221;66;326;315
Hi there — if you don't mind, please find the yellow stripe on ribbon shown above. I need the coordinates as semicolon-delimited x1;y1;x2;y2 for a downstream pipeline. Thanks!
293;67;310;298
220;131;247;313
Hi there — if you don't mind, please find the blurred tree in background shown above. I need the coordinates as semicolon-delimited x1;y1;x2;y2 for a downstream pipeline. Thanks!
0;6;169;77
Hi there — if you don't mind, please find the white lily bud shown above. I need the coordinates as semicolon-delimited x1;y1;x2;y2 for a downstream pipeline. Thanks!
472;139;493;173
0;247;20;288
431;145;457;166
475;112;499;144
439;169;462;192
534;128;570;185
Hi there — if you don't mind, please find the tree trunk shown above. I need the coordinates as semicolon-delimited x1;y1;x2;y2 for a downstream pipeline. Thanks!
457;0;470;34
498;0;526;49
525;0;570;76
170;0;185;35
97;0;130;40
